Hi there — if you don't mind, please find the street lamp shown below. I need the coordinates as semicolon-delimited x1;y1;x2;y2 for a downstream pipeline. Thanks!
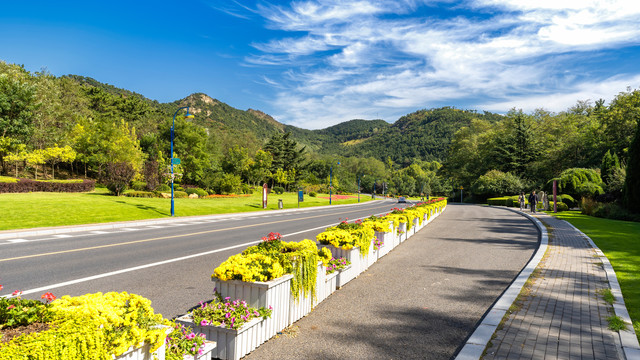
329;161;340;205
170;106;194;217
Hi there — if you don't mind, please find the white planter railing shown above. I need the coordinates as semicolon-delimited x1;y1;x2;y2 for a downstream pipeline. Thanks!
183;341;216;360
289;261;325;324
212;274;293;339
176;315;265;360
323;270;339;297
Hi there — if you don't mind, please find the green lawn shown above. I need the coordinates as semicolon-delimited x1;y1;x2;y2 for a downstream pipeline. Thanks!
551;211;640;339
0;189;373;230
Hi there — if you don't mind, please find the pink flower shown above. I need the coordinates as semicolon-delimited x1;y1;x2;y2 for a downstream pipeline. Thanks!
0;284;3;291
200;319;210;326
186;332;196;340
7;304;15;310
12;290;22;297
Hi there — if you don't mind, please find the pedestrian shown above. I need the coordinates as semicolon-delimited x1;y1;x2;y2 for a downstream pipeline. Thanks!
517;192;525;211
528;191;538;213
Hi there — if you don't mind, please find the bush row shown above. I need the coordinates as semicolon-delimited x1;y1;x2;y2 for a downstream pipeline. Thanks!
0;179;95;193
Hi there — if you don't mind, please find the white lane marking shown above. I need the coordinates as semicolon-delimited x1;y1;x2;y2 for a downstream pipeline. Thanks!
7;239;29;243
187;221;206;224
90;231;111;234
120;228;140;231
146;225;167;229
11;240;264;297
53;234;73;238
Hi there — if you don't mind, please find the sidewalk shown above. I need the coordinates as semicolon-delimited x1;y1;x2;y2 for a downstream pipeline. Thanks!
479;212;639;360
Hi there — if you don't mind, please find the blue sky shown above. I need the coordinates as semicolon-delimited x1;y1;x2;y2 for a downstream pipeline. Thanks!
1;0;639;129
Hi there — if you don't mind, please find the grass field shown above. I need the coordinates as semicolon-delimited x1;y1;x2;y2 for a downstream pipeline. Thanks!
551;211;640;339
0;189;373;230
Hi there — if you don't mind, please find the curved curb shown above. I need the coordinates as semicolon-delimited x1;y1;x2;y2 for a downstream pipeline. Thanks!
564;222;640;360
455;208;548;360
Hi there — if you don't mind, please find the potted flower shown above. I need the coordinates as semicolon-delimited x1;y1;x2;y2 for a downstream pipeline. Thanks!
165;321;215;360
175;292;272;360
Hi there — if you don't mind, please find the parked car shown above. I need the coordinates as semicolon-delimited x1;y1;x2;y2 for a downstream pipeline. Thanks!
397;196;407;203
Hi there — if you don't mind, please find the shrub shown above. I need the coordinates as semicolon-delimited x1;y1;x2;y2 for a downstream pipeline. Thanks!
550;168;604;200
175;185;184;192
125;191;157;198
555;202;569;212
157;184;171;192
0;176;18;183
130;181;147;191
241;183;253;194
0;179;95;193
309;191;317;197
173;191;188;198
273;186;285;195
559;194;576;208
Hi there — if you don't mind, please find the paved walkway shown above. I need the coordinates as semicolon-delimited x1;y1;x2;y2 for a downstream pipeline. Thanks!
483;213;626;360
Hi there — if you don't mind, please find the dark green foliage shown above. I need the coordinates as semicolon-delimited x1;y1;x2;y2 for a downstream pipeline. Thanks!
0;71;37;140
553;168;604;199
623;116;640;213
492;111;539;178
556;202;569;212
601;150;620;185
309;191;317;197
130;181;146;191
273;186;285;194
157;184;170;192
102;162;136;196
185;187;208;197
471;170;526;199
264;132;305;173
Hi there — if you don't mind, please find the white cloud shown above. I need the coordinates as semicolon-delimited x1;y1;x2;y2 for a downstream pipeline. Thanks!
477;73;640;113
246;0;640;128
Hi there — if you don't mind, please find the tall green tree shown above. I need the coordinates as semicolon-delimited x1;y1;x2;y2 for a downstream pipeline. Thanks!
264;132;305;173
623;116;640;213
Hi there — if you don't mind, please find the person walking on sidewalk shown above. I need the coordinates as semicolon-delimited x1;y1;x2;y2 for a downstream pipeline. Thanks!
518;192;526;211
528;191;538;213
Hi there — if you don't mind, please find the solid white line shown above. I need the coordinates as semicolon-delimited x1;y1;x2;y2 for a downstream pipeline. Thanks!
7;239;29;243
90;231;111;234
146;225;167;229
53;234;73;238
13;240;263;297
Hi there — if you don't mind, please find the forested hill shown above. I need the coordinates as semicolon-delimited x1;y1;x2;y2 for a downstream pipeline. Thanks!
336;108;504;166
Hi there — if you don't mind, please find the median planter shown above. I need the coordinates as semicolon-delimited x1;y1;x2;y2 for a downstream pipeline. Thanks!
176;315;265;360
212;275;292;339
335;264;355;288
320;245;370;276
115;339;167;360
289;261;326;325
184;341;216;360
323;270;339;297
397;222;407;243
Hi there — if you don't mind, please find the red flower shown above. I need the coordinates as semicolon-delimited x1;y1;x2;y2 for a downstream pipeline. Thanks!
6;304;15;310
41;292;56;303
261;232;282;242
0;284;3;291
12;290;22;297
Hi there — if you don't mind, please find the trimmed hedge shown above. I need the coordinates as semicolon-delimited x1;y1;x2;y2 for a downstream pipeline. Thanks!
487;196;518;207
556;202;569;212
125;191;157;198
0;179;95;193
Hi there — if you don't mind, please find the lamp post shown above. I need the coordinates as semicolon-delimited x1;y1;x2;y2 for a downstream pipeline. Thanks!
329;161;340;205
170;106;194;217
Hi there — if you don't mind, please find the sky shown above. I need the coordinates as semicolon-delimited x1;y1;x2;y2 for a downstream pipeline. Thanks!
1;0;639;129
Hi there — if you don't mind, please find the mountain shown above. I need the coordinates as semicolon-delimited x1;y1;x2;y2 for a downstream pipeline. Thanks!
64;75;500;164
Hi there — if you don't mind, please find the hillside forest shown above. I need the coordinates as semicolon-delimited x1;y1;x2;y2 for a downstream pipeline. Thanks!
1;60;639;215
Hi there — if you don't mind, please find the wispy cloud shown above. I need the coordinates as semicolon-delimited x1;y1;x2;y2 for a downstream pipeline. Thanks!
246;0;640;128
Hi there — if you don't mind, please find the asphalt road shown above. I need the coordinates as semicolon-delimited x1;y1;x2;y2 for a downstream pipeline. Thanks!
0;199;407;318
242;204;539;360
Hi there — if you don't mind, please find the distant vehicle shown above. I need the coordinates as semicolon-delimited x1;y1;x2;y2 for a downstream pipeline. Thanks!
397;196;407;203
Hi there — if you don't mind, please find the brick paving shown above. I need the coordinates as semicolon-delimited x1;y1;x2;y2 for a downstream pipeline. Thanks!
483;213;623;360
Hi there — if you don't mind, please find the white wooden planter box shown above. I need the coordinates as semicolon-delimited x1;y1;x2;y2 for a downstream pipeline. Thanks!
212;274;293;339
335;264;355;288
324;270;339;297
391;225;400;249
176;315;264;360
183;341;216;360
288;261;325;325
375;230;393;258
114;341;166;360
321;244;371;276
398;222;407;243
409;218;419;237
365;240;377;269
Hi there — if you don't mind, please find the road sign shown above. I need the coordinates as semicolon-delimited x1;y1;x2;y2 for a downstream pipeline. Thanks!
171;158;181;165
